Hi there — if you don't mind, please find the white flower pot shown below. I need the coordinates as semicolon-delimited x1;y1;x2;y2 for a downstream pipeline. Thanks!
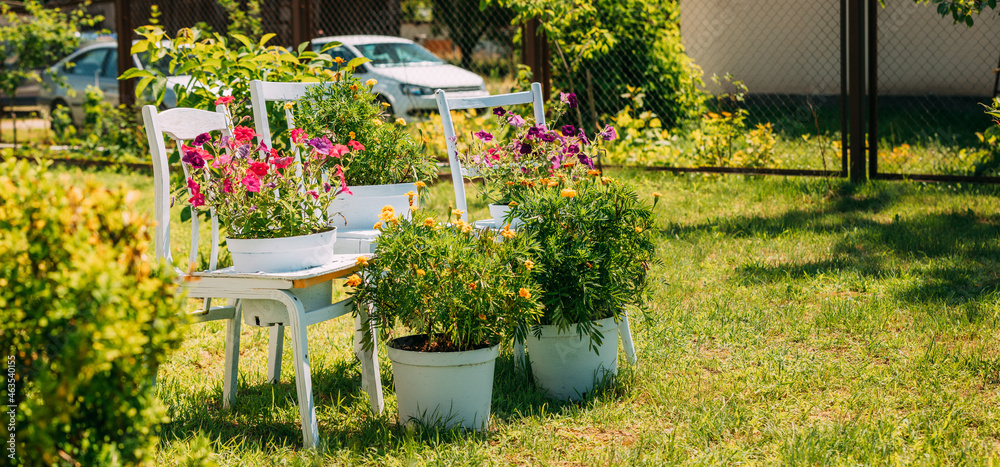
525;316;619;401
328;182;415;231
489;203;522;229
387;336;499;431
226;229;337;273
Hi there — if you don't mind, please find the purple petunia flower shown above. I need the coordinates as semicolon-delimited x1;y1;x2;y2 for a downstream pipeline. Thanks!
519;141;533;155
561;124;576;137
193;132;211;146
474;130;494;142
493;107;507;116
577;153;594;169
540;132;557;143
599;124;618;141
560;92;578;109
182;148;205;169
579;130;590;145
307;136;333;155
236;145;250;159
526;126;542;139
507;114;525;128
565;144;580;155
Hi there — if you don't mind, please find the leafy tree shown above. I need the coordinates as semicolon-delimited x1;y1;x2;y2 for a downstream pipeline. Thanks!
911;0;999;25
431;0;514;70
0;0;101;143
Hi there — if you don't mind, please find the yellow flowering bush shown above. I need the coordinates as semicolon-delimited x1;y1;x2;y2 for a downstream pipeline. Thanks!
511;175;657;347
350;207;542;352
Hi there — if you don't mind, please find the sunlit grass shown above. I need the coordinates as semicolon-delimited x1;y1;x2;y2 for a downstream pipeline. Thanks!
56;164;1000;464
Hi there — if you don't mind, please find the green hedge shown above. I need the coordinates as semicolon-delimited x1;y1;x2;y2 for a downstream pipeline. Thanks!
0;158;186;465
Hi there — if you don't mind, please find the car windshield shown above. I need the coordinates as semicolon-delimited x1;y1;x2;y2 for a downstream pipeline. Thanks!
354;42;443;68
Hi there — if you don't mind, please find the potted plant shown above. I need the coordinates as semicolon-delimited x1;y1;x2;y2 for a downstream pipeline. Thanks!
291;67;438;230
348;208;541;430
456;92;617;227
512;174;658;400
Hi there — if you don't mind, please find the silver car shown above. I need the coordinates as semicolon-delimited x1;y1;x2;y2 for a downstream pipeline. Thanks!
23;41;184;126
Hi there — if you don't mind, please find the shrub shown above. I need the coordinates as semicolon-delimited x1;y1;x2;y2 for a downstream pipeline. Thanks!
0;158;186;465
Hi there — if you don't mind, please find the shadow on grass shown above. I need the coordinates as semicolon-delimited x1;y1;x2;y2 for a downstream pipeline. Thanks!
673;182;1000;306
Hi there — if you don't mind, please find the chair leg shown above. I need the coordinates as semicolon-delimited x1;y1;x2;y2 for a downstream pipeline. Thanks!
222;299;243;408
285;305;319;449
354;306;384;413
267;325;284;384
619;311;637;365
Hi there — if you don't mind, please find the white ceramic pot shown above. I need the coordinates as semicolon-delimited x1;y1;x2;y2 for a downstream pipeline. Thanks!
387;336;499;431
525;316;619;401
226;229;337;273
488;203;522;229
328;182;415;231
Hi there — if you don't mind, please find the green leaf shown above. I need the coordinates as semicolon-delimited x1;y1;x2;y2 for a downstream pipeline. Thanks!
118;68;153;80
180;205;192;222
346;57;371;70
259;33;276;47
231;33;253;49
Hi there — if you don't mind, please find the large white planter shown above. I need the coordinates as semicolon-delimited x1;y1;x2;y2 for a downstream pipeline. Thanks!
525;316;619;401
227;229;337;273
488;203;523;229
328;182;415;231
387;336;499;431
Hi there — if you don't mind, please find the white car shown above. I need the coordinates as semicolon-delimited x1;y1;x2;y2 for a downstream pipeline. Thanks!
311;35;489;117
25;41;188;126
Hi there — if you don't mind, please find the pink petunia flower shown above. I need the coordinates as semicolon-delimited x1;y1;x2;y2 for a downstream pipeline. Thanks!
291;128;306;144
335;165;352;196
329;144;349;158
241;174;261;193
348;139;364;151
233;126;259;144
214;96;234;106
307;190;319;200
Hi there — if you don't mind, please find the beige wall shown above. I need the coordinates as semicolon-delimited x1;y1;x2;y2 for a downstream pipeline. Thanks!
681;0;1000;96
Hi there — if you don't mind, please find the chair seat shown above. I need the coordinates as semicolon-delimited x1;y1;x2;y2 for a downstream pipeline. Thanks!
188;253;367;288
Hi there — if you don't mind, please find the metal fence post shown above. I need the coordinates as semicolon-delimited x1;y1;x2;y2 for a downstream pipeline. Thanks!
522;18;551;102
291;0;314;49
848;0;867;183
116;0;135;107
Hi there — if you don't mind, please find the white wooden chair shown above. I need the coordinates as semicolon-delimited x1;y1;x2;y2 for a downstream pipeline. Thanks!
434;83;638;366
249;79;410;384
141;104;384;449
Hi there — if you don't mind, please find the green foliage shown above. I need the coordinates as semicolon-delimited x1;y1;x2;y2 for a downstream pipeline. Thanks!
0;0;101;143
217;0;263;43
74;87;148;160
912;0;999;25
125;24;336;126
511;176;657;347
689;75;778;168
0;158;186;466
494;0;705;129
351;206;542;351
430;0;514;70
294;75;437;185
602;85;680;166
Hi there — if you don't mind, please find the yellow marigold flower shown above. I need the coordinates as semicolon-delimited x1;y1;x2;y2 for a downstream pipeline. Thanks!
350;83;359;91
283;101;294;110
373;118;384;126
452;209;465;219
588;169;601;176
333;56;346;64
501;228;515;239
416;268;426;276
506;181;516;186
356;256;369;267
461;223;473;234
409;205;417;212
415;181;427;191
396;118;406;126
560;188;577;198
366;78;377;87
406;191;416;206
635;227;643;233
547;180;559;188
518;288;531;299
507;201;518;207
478;314;487;320
373;221;383;229
652;192;662;198
345;274;362;287
349;131;356;139
524;260;534;269
424;217;436;227
539;178;550;185
382;102;391;108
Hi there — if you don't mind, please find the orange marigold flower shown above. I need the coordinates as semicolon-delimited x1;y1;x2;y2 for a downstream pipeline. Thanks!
349;131;356;139
547;180;559;188
283;101;294;110
424;217;436;227
635;227;643;233
560;188;577;198
350;84;359;91
396;118;407;126
415;181;427;190
333;56;346;64
452;209;465;220
524;260;534;269
461;223;473;234
366;78;377;87
518;288;531;299
373;221;383;229
652;191;662;198
478;314;487;320
506;181;517;186
588;169;601;176
416;269;426;276
507;201;518;207
345;274;362;287
356;256;369;267
468;282;477;290
501;228;515;239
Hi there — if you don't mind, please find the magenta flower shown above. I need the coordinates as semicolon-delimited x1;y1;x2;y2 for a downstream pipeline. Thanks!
329;144;350;158
560;92;578;109
193;133;211;146
599;124;618;141
540;132;557;143
212;154;232;169
561;124;576;137
526;126;543;139
493;107;507;116
291;128;306;144
181;145;206;169
223;178;233;193
307;190;319;200
507;114;525;128
474;130;494;142
335;165;352;196
189;192;205;207
250;161;269;177
241;174;261;193
271;156;294;169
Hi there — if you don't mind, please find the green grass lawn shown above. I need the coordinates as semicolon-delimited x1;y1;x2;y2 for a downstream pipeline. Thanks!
62;166;1000;465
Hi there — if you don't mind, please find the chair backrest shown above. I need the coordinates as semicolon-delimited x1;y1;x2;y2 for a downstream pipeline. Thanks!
435;82;545;222
142;104;231;271
249;80;323;177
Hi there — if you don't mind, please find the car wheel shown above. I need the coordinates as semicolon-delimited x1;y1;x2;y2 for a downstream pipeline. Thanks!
376;96;395;118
